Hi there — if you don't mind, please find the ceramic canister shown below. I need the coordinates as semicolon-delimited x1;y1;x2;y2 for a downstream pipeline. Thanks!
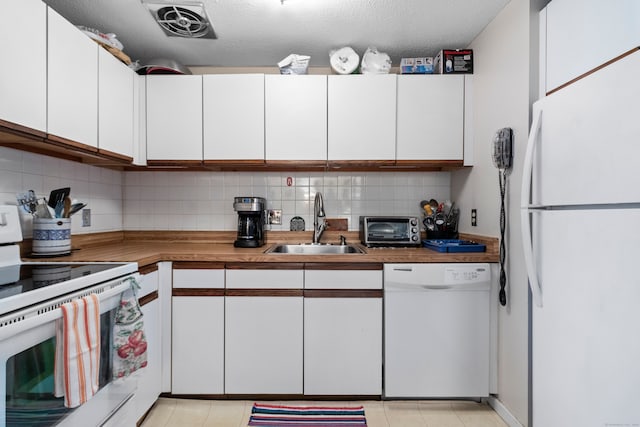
32;218;71;256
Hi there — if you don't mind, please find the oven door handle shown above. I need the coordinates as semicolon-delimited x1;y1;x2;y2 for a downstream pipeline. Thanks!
0;279;133;342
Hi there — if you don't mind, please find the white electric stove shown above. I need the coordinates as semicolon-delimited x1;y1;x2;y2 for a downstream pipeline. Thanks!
0;205;137;317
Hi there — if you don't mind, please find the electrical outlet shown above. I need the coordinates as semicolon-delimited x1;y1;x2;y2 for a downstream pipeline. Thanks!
471;209;477;227
268;209;282;225
82;209;91;227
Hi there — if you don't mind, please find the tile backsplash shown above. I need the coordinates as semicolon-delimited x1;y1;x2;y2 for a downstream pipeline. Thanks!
0;147;123;237
123;171;450;231
1;147;451;235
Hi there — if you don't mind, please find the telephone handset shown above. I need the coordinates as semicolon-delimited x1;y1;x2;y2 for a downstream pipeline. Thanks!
492;127;513;170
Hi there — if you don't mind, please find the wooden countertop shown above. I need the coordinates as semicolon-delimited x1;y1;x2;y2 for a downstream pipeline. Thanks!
22;231;499;267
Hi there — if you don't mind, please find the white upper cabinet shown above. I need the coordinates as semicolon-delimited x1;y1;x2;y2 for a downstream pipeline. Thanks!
543;0;640;93
328;75;396;161
396;75;464;160
265;75;327;161
0;0;46;132
146;75;203;161
98;48;134;159
47;7;98;147
203;74;264;161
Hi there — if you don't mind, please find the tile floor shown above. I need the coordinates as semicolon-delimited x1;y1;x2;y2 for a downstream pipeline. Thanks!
140;398;509;427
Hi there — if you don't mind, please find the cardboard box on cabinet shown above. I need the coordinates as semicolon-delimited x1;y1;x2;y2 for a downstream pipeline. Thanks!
434;49;474;74
400;57;434;74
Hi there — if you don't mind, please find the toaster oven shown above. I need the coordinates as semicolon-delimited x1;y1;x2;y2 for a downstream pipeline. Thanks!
359;216;421;247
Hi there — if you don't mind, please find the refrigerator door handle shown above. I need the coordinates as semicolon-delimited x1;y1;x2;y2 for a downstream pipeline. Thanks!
521;104;543;307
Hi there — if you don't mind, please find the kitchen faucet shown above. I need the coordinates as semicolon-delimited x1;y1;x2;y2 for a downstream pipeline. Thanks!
312;192;326;244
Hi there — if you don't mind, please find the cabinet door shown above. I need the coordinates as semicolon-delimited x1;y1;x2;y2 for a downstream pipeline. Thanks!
396;75;464;160
132;268;160;420
172;296;224;394
544;0;640;93
135;297;161;418
225;296;303;394
203;74;264;161
47;7;98;147
328;75;396;160
98;48;134;159
304;297;382;395
265;75;327;161
0;0;46;132
146;75;203;161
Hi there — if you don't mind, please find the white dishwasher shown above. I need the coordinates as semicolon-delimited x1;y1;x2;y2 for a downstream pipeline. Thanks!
384;263;491;398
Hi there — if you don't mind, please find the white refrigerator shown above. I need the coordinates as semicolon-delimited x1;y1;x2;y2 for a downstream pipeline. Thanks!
521;48;640;427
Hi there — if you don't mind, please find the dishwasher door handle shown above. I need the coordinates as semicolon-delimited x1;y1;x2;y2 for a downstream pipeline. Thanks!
385;282;451;292
421;285;453;290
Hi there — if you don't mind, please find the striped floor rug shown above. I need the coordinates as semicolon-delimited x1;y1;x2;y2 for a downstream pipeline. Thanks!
248;403;367;426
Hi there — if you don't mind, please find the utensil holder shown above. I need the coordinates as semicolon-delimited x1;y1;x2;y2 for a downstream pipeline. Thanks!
32;218;71;256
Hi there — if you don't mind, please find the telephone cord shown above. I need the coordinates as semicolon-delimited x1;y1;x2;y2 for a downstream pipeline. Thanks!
499;169;507;306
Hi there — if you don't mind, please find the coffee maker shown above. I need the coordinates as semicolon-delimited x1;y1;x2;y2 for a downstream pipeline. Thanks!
233;197;266;248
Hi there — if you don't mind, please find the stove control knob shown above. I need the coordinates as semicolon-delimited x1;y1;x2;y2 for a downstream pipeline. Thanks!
410;218;418;226
411;235;419;242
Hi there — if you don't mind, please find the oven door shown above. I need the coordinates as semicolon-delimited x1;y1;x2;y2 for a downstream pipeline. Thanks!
0;277;138;427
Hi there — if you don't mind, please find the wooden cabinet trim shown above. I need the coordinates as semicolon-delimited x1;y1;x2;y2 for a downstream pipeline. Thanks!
139;290;159;306
203;159;265;166
0;119;47;139
226;289;303;297
147;159;204;167
173;262;225;270
304;289;383;298
46;134;98;153
226;262;304;270
172;288;225;297
304;263;382;271
139;263;159;275
97;147;133;163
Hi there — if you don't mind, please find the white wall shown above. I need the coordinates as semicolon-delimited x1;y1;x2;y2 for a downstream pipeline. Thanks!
452;0;541;425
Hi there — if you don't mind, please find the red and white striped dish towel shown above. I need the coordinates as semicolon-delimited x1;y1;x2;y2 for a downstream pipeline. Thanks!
54;294;101;408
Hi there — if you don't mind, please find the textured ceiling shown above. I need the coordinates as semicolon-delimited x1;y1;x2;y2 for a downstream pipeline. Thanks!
43;0;510;69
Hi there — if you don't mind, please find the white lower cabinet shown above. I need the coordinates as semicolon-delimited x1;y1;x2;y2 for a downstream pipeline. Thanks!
171;265;225;394
224;266;304;394
303;266;383;396
225;296;303;394
304;297;382;395
119;265;161;424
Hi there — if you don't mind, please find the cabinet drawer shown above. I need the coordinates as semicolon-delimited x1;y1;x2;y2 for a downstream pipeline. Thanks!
226;269;303;289
139;268;159;298
304;270;382;290
173;269;224;289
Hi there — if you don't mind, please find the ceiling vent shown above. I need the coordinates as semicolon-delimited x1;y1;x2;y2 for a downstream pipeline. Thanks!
143;2;217;39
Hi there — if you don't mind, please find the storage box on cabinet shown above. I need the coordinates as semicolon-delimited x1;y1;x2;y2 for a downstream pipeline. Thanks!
171;263;224;394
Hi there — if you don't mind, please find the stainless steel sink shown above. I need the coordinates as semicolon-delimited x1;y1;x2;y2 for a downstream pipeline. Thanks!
264;243;366;255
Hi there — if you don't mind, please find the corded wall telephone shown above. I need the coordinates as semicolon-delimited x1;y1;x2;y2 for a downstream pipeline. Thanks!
492;127;513;170
493;127;512;307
